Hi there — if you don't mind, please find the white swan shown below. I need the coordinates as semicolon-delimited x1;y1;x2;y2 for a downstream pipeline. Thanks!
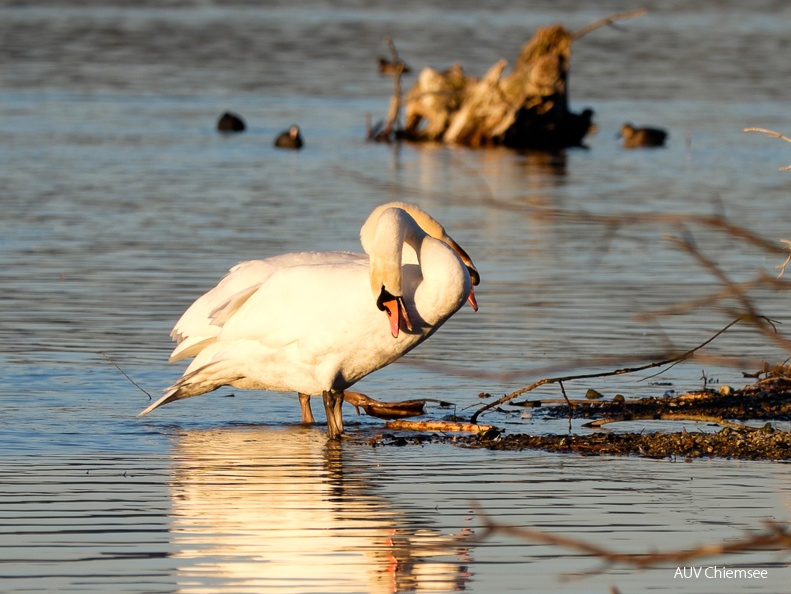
139;202;479;439
164;201;479;424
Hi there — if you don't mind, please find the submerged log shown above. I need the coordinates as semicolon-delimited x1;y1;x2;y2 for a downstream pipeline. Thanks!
402;24;593;149
344;390;431;419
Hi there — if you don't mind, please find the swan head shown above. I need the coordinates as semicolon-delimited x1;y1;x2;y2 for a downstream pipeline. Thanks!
367;206;417;338
363;202;480;337
361;202;480;311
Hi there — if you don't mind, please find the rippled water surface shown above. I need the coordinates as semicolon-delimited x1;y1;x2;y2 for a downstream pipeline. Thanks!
3;1;791;592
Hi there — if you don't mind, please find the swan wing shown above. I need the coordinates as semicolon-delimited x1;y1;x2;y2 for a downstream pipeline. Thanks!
216;259;371;350
169;252;363;362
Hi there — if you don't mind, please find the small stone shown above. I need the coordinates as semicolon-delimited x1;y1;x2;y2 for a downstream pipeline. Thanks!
585;388;604;400
718;385;733;396
612;394;625;404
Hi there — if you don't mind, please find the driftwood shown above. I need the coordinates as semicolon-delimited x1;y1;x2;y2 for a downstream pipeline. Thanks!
374;10;645;149
385;419;494;433
344;390;453;420
402;25;592;149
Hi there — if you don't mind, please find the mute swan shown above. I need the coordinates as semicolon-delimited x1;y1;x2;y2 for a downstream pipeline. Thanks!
164;201;479;424
139;203;479;439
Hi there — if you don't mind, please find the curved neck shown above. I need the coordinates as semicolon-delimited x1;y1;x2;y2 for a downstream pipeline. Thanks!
362;204;471;328
367;207;422;300
409;236;470;326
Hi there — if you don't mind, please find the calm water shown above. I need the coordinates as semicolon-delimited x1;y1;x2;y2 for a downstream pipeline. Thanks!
3;1;791;592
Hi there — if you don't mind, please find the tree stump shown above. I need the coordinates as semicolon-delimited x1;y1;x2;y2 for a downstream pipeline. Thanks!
402;24;594;150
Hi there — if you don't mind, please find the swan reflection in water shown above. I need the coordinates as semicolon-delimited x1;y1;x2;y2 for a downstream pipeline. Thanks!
168;426;473;592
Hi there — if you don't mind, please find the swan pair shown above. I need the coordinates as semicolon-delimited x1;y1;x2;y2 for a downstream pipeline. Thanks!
139;202;480;439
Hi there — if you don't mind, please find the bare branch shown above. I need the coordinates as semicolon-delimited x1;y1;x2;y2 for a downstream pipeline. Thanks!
670;235;791;352
470;318;744;423
573;8;648;40
744;127;791;171
777;239;791;278
471;504;791;573
744;126;791;144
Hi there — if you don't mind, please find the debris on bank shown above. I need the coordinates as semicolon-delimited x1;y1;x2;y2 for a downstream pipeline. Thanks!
367;374;791;460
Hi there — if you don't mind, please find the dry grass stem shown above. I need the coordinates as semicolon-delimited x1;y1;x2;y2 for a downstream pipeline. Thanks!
744;127;791;171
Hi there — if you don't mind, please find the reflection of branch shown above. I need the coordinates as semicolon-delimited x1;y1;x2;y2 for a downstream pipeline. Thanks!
582;413;752;431
472;504;791;573
470;319;743;423
573;8;648;40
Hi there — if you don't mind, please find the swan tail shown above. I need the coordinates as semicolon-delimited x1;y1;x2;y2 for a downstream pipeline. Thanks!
137;362;240;417
137;388;182;417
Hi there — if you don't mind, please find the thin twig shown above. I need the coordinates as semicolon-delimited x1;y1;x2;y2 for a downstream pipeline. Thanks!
744;126;791;144
383;37;405;138
470;318;743;423
102;352;152;399
744;127;791;171
573;8;648;40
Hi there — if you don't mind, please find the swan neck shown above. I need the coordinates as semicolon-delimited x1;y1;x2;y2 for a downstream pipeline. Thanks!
367;207;423;301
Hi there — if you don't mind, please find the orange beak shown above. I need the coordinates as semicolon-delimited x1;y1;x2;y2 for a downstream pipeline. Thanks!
381;297;413;338
467;286;478;311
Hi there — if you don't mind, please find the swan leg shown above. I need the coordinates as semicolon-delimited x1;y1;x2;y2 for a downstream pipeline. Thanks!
322;390;345;439
333;390;345;435
298;393;315;424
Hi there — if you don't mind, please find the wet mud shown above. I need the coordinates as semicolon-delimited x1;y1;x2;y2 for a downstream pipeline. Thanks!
369;375;791;460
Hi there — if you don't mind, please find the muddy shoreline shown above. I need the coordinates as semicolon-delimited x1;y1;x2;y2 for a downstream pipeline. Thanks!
368;375;791;460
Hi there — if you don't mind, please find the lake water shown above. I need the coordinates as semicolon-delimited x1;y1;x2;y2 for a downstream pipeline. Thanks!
3;1;791;592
